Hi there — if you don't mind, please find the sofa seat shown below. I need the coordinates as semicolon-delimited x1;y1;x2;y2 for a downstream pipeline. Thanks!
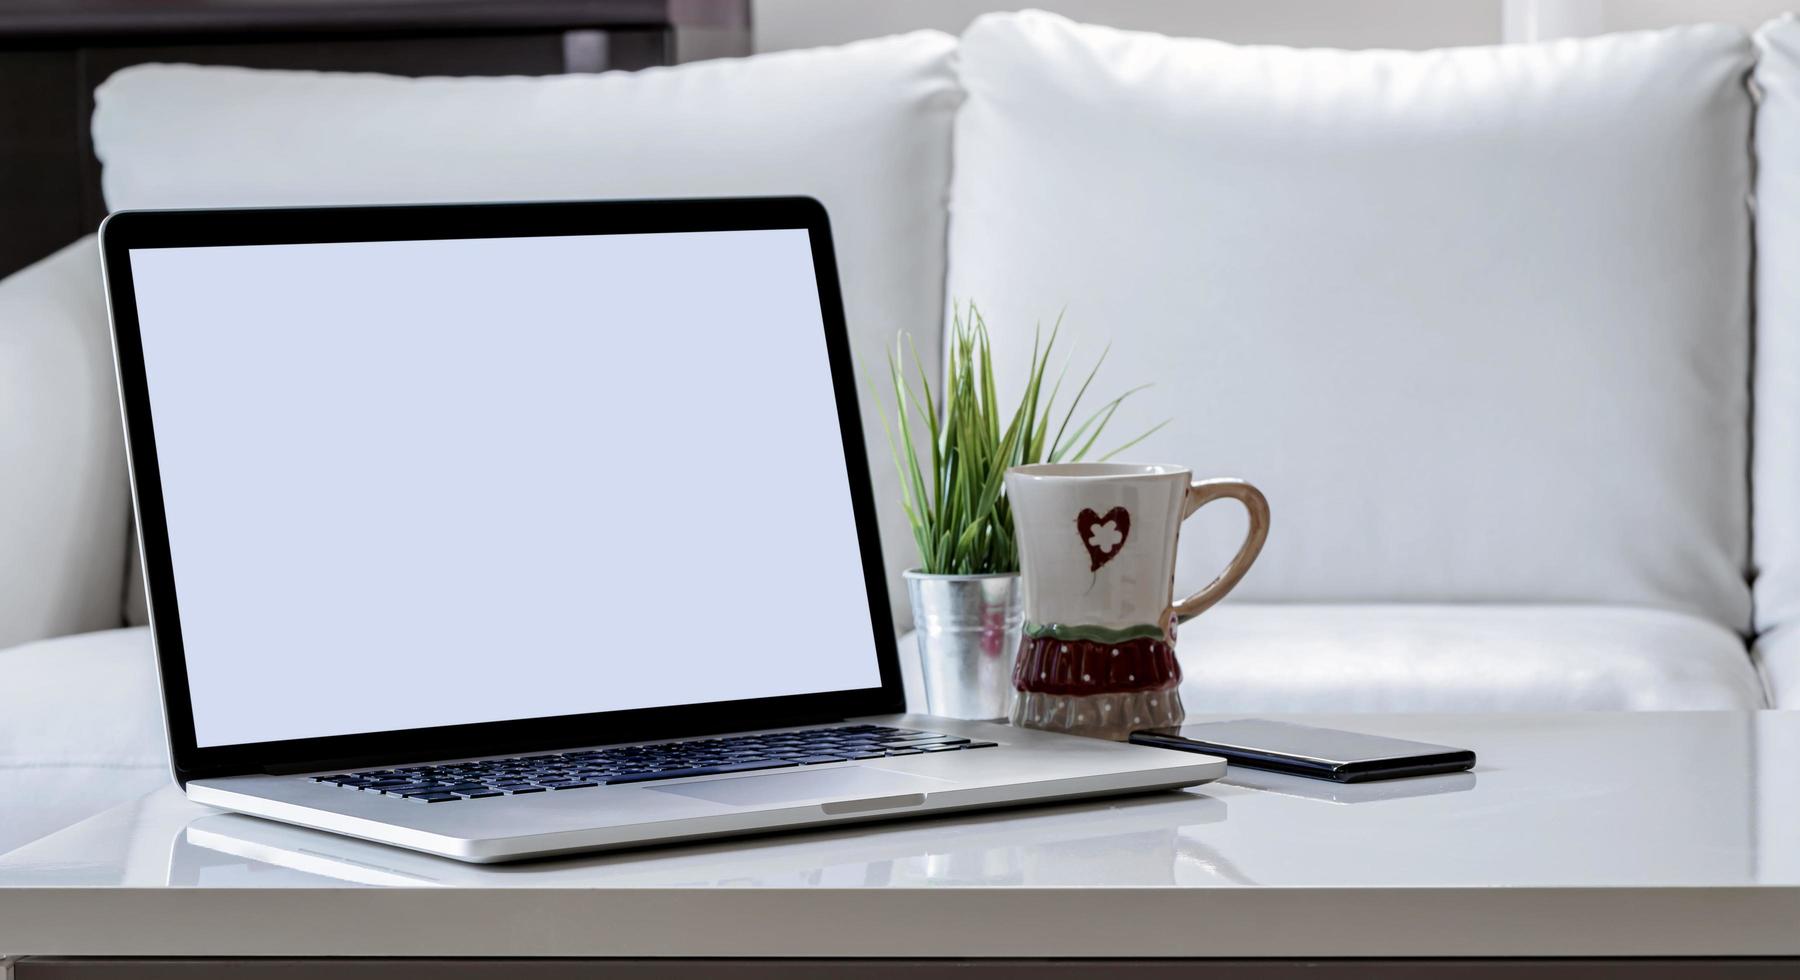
0;607;1765;854
0;627;165;855
903;604;1765;715
1752;624;1800;711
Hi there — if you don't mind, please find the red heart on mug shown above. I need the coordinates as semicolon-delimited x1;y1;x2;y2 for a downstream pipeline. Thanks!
1075;506;1131;572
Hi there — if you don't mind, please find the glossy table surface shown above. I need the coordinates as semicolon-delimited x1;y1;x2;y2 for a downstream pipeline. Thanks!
3;712;1798;958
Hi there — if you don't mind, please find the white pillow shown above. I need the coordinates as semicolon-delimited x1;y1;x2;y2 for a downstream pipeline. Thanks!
1755;15;1800;640
950;11;1754;629
91;34;961;631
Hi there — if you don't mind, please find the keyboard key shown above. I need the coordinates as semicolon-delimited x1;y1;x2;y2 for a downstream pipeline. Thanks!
506;787;546;795
616;767;690;781
790;755;847;766
605;759;799;785
461;791;504;799
550;782;597;790
884;747;923;756
921;743;963;752
411;793;460;803
893;735;968;746
963;741;999;749
715;759;803;773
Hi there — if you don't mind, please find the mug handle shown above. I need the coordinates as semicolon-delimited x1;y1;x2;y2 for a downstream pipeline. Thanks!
1170;478;1270;622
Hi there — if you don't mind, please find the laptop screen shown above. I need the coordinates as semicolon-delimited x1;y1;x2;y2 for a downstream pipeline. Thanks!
126;228;884;748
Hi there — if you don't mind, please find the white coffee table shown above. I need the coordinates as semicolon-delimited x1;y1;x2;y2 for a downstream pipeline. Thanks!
2;712;1797;976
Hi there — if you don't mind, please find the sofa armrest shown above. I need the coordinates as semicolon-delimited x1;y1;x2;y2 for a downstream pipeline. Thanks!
0;626;166;853
0;236;131;649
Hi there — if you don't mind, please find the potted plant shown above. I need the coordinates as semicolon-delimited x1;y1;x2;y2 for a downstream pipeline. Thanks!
874;303;1164;719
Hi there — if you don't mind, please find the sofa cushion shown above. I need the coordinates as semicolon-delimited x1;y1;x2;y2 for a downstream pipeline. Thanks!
900;604;1764;715
0;237;132;651
0;627;166;854
1752;623;1800;710
1174;604;1762;712
1754;15;1800;641
949;12;1755;630
89;34;961;632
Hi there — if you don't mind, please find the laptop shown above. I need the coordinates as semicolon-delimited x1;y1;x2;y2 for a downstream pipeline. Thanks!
99;197;1223;863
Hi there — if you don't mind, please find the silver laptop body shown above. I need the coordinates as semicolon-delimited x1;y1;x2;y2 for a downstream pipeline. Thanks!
185;715;1216;863
100;198;1223;864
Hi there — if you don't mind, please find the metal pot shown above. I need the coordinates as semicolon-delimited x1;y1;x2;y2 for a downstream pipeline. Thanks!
904;570;1022;721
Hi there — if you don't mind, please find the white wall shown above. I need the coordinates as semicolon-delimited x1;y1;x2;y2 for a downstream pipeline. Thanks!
755;0;1796;53
1605;0;1794;30
753;1;1505;52
1504;0;1795;39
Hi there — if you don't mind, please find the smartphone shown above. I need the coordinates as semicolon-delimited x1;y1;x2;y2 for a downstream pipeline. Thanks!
1129;719;1475;783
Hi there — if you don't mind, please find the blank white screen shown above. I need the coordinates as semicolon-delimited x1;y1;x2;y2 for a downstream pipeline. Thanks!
129;229;883;747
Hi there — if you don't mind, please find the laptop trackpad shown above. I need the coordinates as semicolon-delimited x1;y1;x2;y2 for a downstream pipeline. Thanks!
649;766;946;808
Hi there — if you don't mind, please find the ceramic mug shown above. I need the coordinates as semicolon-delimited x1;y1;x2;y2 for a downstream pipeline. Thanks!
1004;463;1270;739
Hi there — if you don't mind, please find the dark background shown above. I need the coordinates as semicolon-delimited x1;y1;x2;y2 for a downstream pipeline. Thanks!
0;0;750;280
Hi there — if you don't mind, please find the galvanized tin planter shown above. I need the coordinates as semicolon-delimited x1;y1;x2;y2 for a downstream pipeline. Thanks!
904;570;1022;721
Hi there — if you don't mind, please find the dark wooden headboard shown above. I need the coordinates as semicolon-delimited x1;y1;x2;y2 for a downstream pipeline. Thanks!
0;0;751;279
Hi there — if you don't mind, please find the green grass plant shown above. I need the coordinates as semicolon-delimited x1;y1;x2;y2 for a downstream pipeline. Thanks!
872;303;1167;576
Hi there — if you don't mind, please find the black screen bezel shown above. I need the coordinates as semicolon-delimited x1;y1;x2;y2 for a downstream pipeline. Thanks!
100;197;905;784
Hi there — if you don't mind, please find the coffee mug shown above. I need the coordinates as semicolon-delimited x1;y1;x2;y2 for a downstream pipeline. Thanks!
1004;463;1270;739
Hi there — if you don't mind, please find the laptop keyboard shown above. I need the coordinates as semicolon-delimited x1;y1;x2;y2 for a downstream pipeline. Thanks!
310;724;998;803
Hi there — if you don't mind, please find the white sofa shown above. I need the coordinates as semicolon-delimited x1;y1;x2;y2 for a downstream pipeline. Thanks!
5;10;1800;852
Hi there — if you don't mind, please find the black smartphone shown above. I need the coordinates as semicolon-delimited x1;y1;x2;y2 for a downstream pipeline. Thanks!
1129;719;1476;783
